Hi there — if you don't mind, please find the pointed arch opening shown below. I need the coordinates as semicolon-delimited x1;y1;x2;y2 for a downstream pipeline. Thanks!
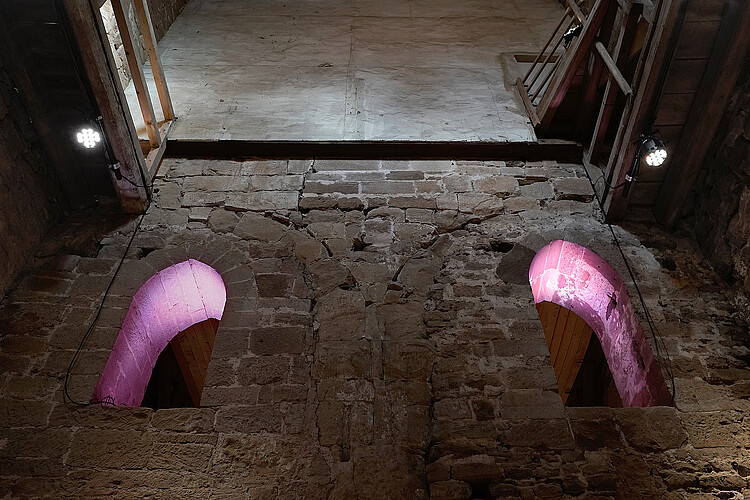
529;240;669;407
93;259;226;407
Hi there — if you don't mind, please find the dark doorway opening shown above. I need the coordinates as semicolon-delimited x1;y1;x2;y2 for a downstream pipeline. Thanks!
141;317;219;410
141;344;194;410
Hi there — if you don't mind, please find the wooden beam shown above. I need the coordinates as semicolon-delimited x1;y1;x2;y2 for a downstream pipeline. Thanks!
575;0;619;139
164;139;584;161
63;0;148;213
654;0;750;226
602;0;680;219
537;0;611;134
144;120;174;178
594;41;633;95
132;0;174;121
170;333;201;407
516;77;542;127
111;0;160;148
566;0;586;23
588;6;642;160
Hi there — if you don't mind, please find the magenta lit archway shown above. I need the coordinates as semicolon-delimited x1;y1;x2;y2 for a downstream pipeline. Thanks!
93;259;226;406
528;240;669;407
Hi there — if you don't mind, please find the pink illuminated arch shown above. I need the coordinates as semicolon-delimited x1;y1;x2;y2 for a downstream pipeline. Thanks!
528;240;669;407
93;259;226;406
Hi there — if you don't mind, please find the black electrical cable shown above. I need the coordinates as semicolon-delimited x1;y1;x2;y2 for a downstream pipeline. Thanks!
120;174;152;190
63;203;149;407
582;163;676;404
593;171;627;192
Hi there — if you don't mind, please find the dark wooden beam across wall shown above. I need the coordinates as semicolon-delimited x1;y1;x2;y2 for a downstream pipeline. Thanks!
164;140;583;161
654;0;750;227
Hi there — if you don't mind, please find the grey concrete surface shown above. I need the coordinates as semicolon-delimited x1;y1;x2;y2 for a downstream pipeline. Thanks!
126;0;565;142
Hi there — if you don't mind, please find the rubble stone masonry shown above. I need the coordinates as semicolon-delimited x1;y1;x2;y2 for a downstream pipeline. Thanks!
0;158;749;498
693;66;750;297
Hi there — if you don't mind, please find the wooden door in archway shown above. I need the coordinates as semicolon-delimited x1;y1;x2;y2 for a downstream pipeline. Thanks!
536;301;621;407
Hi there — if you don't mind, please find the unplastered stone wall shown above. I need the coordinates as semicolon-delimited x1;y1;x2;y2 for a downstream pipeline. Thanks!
692;65;750;297
0;57;62;300
0;158;749;498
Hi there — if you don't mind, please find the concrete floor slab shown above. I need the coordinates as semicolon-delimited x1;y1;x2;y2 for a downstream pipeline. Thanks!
125;0;565;142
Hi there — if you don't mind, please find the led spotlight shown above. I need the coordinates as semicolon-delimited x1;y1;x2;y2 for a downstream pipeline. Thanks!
623;134;668;197
76;127;101;149
642;137;668;167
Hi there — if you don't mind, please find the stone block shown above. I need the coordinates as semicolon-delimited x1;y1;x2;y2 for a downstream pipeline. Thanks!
0;428;71;459
378;301;426;339
0;398;51;427
457;193;503;217
181;191;225;207
215;405;283;433
394;222;437;243
500;419;574;450
451;457;501;483
473;176;519;195
210;328;250;358
338;196;365;210
288;159;312;174
255;273;296;297
306;181;359;194
351;445;425;499
299;195;338;210
433;398;472;420
183;175;249;192
308;258;355;293
569;415;624;450
314;160;380;171
316;288;366;341
314;341;371;378
387;170;424;180
68;429;153;468
552;178;594;202
681;410;744;448
150;408;215;432
318;379;375;402
383;340;435;380
249;174;303;191
388;196;438;209
429;480;472;500
427;460;451;483
519;181;554;200
155;181;182;209
444;175;472;193
361;181;416;195
499;389;565;419
234;212;288;242
238;355;289;385
207;208;240;233
225;191;298;211
147;442;214;472
249;326;307;355
613;407;687;451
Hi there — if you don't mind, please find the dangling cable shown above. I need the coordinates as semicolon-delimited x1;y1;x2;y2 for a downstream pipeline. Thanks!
63;200;149;406
583;163;676;404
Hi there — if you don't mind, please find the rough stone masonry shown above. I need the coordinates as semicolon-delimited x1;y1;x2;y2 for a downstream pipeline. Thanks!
0;158;749;499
